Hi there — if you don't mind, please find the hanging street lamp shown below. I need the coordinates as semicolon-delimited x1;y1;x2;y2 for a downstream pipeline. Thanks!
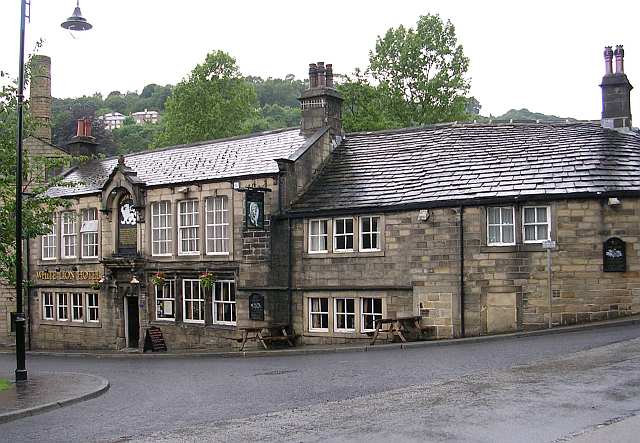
14;0;92;382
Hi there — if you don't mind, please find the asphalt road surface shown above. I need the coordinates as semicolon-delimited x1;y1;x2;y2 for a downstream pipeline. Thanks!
1;325;640;442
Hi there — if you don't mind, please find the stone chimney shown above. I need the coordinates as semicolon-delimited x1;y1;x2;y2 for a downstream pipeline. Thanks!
29;55;52;143
600;45;633;129
66;117;98;158
298;61;343;137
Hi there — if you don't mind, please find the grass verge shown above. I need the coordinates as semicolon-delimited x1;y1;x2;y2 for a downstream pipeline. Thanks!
0;378;10;392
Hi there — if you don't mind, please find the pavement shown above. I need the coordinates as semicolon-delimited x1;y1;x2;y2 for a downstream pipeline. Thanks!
0;372;109;424
566;414;640;443
1;314;639;360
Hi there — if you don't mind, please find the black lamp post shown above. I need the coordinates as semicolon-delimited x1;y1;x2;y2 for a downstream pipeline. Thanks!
14;0;92;383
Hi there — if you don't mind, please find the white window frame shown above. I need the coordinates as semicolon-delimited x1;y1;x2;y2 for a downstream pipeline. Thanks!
182;279;204;324
71;292;84;322
57;293;68;321
42;217;57;260
333;298;356;332
42;292;54;320
213;280;236;325
487;207;516;246
308;219;329;253
333;218;355;253
359;216;381;252
62;212;77;258
522;206;551;243
361;297;383;333
178;200;200;256
86;293;99;323
155;279;176;321
205;196;230;255
81;208;99;258
151;201;172;257
308;297;329;332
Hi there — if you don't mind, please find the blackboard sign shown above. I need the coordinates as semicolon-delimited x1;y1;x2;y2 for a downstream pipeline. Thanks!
143;326;167;352
118;197;138;255
249;293;265;321
245;191;264;229
603;237;626;272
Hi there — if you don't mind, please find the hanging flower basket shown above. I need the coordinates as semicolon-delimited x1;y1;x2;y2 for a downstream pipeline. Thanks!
150;272;166;287
199;272;214;289
90;282;102;290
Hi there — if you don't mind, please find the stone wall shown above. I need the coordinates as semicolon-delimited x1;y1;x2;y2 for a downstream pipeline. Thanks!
290;197;640;342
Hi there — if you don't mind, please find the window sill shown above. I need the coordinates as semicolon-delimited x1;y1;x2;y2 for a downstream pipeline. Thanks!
39;320;102;328
304;250;385;259
304;331;371;338
480;244;545;253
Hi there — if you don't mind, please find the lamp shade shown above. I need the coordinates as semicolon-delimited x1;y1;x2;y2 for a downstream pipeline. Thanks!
61;2;92;31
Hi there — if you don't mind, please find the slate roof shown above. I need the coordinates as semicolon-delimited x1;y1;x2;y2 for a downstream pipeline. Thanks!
48;128;306;197
290;122;640;214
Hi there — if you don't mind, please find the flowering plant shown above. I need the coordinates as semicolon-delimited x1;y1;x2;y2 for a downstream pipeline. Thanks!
150;272;166;287
90;282;102;290
199;271;214;289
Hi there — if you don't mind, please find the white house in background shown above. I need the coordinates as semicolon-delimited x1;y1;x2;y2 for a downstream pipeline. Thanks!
131;109;159;125
99;112;126;131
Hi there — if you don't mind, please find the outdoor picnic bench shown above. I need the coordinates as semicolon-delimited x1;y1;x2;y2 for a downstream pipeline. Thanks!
370;314;433;345
238;324;295;351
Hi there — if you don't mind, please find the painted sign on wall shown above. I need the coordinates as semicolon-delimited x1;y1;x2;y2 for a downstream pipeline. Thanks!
603;237;626;272
118;197;138;255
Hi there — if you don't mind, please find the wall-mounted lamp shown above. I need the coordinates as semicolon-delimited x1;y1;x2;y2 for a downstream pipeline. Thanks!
98;276;106;284
130;275;140;285
608;197;622;207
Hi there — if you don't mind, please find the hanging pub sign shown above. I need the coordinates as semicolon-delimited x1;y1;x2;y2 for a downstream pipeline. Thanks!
118;197;138;255
249;293;265;321
245;191;264;229
603;237;626;272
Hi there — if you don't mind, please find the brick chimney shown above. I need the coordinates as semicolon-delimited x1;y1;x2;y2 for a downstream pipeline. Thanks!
600;45;633;129
29;55;52;143
298;61;343;137
66;117;98;158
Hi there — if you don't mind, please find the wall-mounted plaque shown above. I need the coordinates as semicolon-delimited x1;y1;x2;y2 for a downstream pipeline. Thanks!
245;191;264;230
118;197;138;255
249;292;265;321
603;237;626;272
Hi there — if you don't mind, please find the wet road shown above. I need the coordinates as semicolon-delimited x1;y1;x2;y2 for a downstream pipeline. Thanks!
1;325;639;442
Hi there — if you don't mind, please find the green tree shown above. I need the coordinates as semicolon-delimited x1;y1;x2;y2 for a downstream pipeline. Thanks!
155;51;257;147
341;14;471;132
0;69;68;284
369;14;470;125
338;69;403;132
112;121;164;154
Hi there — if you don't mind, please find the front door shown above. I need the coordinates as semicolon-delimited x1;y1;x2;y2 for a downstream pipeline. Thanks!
126;297;140;348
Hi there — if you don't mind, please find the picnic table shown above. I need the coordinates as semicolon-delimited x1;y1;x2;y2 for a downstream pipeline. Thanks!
370;315;432;345
238;324;295;351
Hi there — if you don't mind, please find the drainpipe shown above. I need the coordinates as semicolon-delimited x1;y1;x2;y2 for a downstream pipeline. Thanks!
287;217;293;331
459;206;465;338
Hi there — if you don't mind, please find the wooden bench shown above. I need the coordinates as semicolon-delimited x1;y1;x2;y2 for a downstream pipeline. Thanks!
238;324;294;351
370;314;431;345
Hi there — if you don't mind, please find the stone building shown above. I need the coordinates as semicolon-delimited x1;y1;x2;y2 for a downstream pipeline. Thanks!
28;47;640;351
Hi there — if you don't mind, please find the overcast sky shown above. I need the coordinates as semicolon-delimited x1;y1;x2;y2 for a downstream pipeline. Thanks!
1;0;638;120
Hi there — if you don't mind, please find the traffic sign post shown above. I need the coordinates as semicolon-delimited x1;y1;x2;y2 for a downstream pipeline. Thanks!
542;240;556;328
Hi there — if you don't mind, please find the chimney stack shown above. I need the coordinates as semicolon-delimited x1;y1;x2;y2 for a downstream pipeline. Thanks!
600;44;633;129
326;64;334;88
309;63;318;88
29;55;52;143
66;118;98;158
299;61;343;137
